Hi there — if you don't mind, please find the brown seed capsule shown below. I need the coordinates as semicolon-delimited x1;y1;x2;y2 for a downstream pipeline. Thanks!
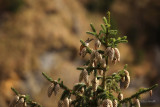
124;75;130;89
58;100;64;107
100;58;106;68
64;97;69;107
9;95;19;107
80;48;87;57
149;90;152;97
82;69;89;85
80;87;85;94
23;101;27;107
118;93;123;101
113;99;117;107
102;99;110;107
69;98;72;107
90;50;96;60
48;83;54;97
114;48;120;62
135;99;141;107
54;84;60;96
108;99;113;107
105;47;115;61
95;39;101;50
91;77;99;92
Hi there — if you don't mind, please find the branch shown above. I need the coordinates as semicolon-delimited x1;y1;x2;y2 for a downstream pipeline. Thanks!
120;84;158;104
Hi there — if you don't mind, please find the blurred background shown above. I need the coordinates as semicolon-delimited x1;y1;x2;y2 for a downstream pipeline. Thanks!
0;0;160;106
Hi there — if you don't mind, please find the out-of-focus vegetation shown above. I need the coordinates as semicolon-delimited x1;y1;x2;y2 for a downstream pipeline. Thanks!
0;0;160;107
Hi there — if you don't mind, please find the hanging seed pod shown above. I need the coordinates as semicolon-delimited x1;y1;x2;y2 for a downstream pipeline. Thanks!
124;69;129;76
135;99;141;107
105;47;115;61
23;101;27;107
108;99;113;107
54;84;60;96
97;54;102;62
103;99;110;107
98;70;103;75
95;39;101;50
100;58;106;68
91;77;99;92
48;83;54;97
113;99;117;107
69;98;72;107
149;90;152;97
64;97;69;107
79;71;83;82
58;100;64;107
114;48;120;62
82;69;89;85
112;57;117;65
80;48;87;57
118;93;123;101
9;95;19;107
124;75;130;89
95;51;100;59
121;76;125;82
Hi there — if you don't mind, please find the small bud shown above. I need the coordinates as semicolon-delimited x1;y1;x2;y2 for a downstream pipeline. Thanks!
54;84;60;96
149;90;152;97
64;97;69;107
114;48;120;62
118;93;123;101
113;99;118;107
58;100;64;107
135;99;141;107
95;39;101;50
48;83;54;97
91;77;99;92
124;75;130;89
9;95;19;107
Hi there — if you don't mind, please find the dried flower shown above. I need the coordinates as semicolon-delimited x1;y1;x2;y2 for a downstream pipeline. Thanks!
64;97;69;107
135;99;141;107
95;39;101;50
124;75;130;89
114;48;120;62
58;100;64;107
16;97;25;107
54;84;60;96
113;99;117;107
118;93;123;101
48;83;54;97
9;95;19;107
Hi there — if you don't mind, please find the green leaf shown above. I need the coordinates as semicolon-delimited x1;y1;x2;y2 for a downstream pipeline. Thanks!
103;17;108;24
101;24;106;33
90;23;96;32
86;31;97;36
